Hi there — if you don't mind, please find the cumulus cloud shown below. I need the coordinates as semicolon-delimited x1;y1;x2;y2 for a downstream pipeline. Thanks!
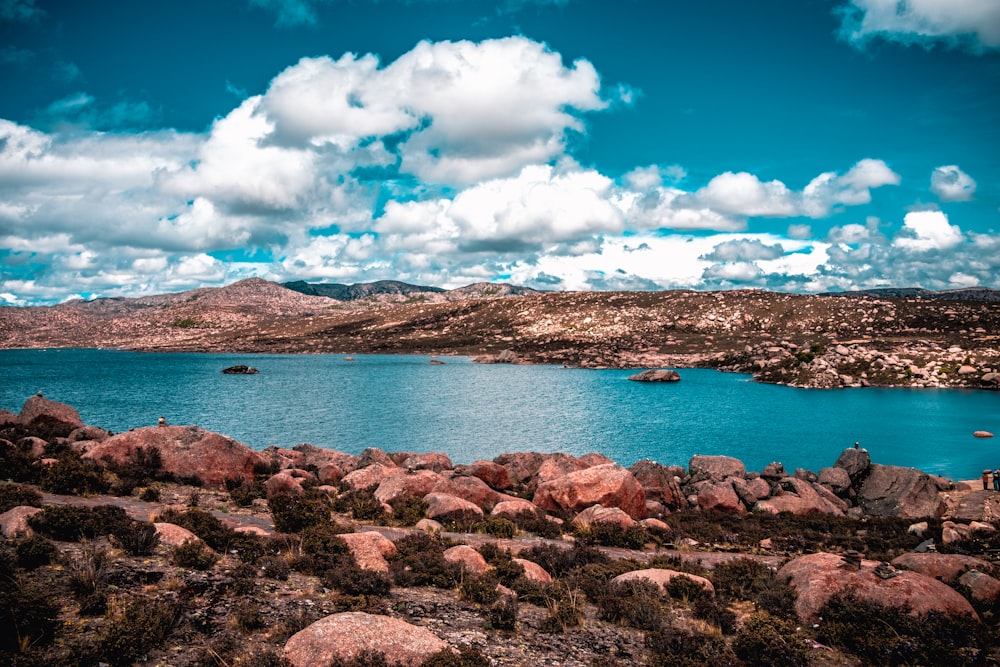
839;0;1000;52
257;37;608;185
930;165;977;202
691;172;797;217
701;239;785;262
892;210;964;251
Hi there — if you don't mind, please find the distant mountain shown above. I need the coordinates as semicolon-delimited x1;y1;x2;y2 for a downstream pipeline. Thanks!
282;280;538;301
822;287;1000;302
282;280;445;300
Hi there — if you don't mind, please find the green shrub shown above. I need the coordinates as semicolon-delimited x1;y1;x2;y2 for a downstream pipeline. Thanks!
228;479;266;507
269;489;333;533
98;594;180;666
421;646;491;667
0;482;42;513
261;555;291;580
692;596;737;635
172;539;219;570
67;544;111;615
321;559;391;597
479;515;517;538
138;485;161;502
507;510;563;538
391;496;428;526
646;625;739;667
459;573;502;605
578;523;649;549
156;507;235;551
111;519;160;556
233;599;265;633
332;488;385;522
28;503;131;541
540;582;585;633
816;594;992;666
38;454;109;495
518;542;608;578
596;578;667;631
486;595;519;631
389;533;460;588
0;573;60;653
15;534;56;569
299;522;350;556
105;445;162;495
732;612;811;667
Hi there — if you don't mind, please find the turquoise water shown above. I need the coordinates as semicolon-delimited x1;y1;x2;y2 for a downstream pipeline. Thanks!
1;349;997;480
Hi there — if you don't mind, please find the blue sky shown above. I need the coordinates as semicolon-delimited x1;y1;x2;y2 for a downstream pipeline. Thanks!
1;0;999;304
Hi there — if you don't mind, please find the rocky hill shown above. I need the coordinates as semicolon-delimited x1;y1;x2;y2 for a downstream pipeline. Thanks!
2;279;998;390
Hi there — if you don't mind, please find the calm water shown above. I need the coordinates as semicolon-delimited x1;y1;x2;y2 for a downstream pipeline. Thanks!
1;349;997;480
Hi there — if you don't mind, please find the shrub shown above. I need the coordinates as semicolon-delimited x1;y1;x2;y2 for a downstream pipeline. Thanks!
459;573;502;605
67;544;111;615
172;539;219;570
486;595;518;631
421;646;491;667
260;555;291;580
540;583;585;633
28;503;131;541
646;625;739;667
332;488;385;522
299;522;350;557
0;572;60;653
507;510;563;539
138;486;161;502
105;445;162;495
269;489;333;533
479;515;517;538
15;534;56;569
391;496;428;526
518;542;608;578
389;533;460;588
98;594;180;666
815;594;992;666
578;523;649;549
111;519;160;556
156;507;235;551
228;479;266;507
0;440;39;484
665;574;712;603
732;612;811;667
692;596;737;635
38;454;109;495
321;557;391;597
596;578;667;631
0;482;42;513
233;599;265;633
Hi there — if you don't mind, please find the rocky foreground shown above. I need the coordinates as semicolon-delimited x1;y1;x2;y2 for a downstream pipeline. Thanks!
2;394;1000;666
2;278;999;390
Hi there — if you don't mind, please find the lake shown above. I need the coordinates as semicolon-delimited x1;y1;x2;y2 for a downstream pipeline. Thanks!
1;349;997;480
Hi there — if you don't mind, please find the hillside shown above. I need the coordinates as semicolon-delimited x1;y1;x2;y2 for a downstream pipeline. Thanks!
1;279;998;389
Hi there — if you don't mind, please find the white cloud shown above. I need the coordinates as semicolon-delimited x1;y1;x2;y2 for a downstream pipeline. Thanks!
892;210;964;251
701;239;785;262
801;159;900;216
840;0;1000;51
691;172;797;217
930;165;977;202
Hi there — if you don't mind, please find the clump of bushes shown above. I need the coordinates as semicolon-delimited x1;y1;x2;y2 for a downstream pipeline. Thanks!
269;489;334;533
732;611;811;667
15;534;56;569
156;507;235;552
389;533;460;588
39;452;109;495
96;594;180;666
711;557;796;619
0;570;60;653
28;503;131;541
576;522;649;549
67;544;112;614
596;578;667;631
332;488;385;522
227;479;266;507
391;496;428;526
172;539;219;570
647;625;739;667
486;595;518;631
111;519;160;556
0;481;42;513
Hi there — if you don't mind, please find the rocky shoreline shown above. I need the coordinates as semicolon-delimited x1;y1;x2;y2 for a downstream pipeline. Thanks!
2;393;1000;665
3;278;998;391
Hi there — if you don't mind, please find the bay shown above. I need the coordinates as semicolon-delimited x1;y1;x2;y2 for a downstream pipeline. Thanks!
1;348;996;480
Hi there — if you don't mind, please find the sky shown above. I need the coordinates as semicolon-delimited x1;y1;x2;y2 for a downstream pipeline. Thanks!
1;0;999;305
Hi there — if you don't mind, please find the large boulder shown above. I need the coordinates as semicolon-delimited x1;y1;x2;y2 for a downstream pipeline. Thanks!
490;498;541;518
340;532;397;573
493;452;548;485
754;478;845;516
422;492;484;523
533;463;647;519
534;454;592;485
612;569;714;596
834;447;871;481
283;612;450;667
857;464;946;518
430;476;503;510
629;459;686;509
18;394;84;429
0;506;42;537
374;470;444;507
627;369;681;382
890;553;993;584
0;409;17;426
443;545;491;575
778;552;977;623
154;522;201;547
399;452;453;473
82;425;263;489
689;455;745;482
457;460;512;490
342;463;404;492
572;504;636;531
696;480;745;514
817;466;852;494
512;558;552;584
959;570;1000;606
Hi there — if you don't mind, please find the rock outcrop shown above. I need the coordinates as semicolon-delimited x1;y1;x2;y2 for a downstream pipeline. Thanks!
857;464;946;518
533;463;646;519
611;569;715;596
17;394;83;429
283;612;450;667
627;369;681;382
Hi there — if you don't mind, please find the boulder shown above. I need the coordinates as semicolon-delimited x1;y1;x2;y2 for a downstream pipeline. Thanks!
459;460;512;490
422;492;484;523
83;425;264;489
818;466;852;494
535;454;591;484
340;532;397;573
17;394;84;429
342;463;405;492
533;463;647;519
746;477;771;500
512;558;552;584
778;552;977;623
697;480;745;514
756;478;846;516
443;545;491;575
292;444;358;473
730;477;760;508
941;520;971;545
629;459;685;509
973;431;994;439
414;518;442;534
20;437;47;458
689;455;745;481
0;409;17;426
317;463;344;485
627;369;681;382
399;452;453;473
579;452;614;468
612;569;714;596
834;447;871;481
430;476;503;510
0;506;42;537
154;522;201;547
493;452;547;484
221;365;258;374
760;462;788;481
572;504;636;531
265;471;307;497
355;447;396;470
490;498;541;518
857;464;946;518
283;612;450;667
640;518;671;534
68;425;111;442
374;470;443;507
958;570;1000;606
890;553;993;584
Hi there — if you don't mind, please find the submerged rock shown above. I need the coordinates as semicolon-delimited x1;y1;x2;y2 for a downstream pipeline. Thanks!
220;365;259;374
627;369;681;382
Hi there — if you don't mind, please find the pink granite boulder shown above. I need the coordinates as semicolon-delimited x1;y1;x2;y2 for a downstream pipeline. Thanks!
283;612;450;667
612;569;715;596
0;506;42;537
340;532;397;573
533;463;646;519
443;545;492;575
18;394;84;429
